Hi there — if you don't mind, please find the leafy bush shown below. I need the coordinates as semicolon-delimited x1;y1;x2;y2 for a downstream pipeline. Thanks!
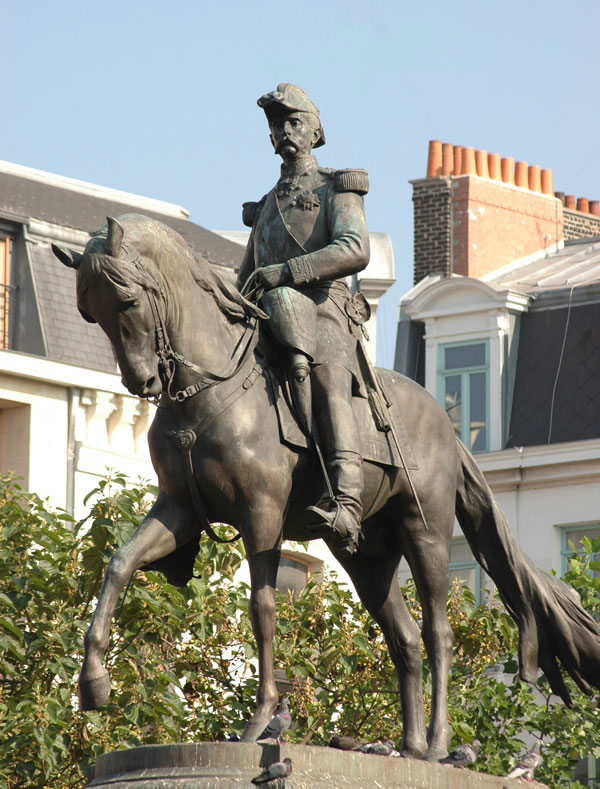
0;473;598;787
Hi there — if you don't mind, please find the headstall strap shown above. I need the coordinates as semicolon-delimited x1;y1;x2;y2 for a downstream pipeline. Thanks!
136;257;257;546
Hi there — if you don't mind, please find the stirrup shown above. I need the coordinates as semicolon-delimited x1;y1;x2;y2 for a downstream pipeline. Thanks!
305;501;346;538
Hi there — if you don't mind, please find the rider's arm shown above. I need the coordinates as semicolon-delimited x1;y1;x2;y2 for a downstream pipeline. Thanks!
286;188;370;285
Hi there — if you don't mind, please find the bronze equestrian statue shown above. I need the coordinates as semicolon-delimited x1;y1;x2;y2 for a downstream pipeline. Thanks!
51;86;600;762
237;83;370;559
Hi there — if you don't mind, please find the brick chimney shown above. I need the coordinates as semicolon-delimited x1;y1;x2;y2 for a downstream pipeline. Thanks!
412;142;600;284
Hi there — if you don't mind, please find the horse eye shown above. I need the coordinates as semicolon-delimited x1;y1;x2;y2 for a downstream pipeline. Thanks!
120;297;141;311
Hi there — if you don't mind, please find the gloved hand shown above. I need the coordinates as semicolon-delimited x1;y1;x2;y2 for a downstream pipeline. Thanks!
256;263;290;290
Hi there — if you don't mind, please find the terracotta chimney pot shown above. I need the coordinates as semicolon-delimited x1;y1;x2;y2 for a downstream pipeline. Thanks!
554;191;566;205
453;146;463;177
577;197;589;213
488;153;501;180
461;147;477;175
475;149;489;178
541;169;553;196
589;200;600;216
442;143;454;176
565;195;576;209
427;140;443;178
528;165;542;193
501;157;515;184
514;161;528;188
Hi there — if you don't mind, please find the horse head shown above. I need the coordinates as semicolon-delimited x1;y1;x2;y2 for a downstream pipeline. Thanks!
52;215;165;398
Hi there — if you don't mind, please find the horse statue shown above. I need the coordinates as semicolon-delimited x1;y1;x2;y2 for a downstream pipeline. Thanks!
53;213;600;761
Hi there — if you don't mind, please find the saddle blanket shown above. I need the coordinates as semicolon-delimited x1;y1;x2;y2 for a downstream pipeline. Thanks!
264;367;417;470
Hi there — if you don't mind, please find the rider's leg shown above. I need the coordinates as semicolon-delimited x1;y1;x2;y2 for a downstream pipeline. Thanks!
305;363;363;558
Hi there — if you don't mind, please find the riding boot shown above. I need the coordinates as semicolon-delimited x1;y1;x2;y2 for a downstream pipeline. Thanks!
306;449;363;558
304;367;364;558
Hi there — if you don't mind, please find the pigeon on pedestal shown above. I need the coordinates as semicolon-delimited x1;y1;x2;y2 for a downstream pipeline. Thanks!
251;757;293;785
440;739;481;768
359;738;400;757
329;734;362;751
506;740;543;781
257;698;292;743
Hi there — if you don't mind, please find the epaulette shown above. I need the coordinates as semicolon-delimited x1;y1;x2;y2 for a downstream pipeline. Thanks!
242;196;266;228
334;169;369;196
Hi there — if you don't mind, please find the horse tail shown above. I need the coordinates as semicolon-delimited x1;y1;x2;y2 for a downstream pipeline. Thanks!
454;438;600;706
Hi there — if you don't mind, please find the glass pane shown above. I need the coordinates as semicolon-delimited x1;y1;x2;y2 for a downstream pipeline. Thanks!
444;343;486;370
444;375;462;439
277;556;308;597
469;372;487;452
565;527;600;550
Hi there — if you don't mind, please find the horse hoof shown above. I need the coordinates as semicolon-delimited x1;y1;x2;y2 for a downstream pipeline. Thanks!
79;669;111;710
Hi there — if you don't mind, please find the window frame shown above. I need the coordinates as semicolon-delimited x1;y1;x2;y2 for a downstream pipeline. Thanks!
560;523;600;578
0;233;12;349
437;339;490;453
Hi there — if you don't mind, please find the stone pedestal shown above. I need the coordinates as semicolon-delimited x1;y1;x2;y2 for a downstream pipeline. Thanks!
87;741;547;788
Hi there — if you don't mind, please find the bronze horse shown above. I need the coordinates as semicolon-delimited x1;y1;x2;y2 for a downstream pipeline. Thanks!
53;214;600;761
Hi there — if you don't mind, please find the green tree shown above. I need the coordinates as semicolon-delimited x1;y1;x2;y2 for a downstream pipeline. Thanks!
0;473;598;787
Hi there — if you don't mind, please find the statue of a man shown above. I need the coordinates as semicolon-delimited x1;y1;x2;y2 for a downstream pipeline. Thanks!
236;83;370;558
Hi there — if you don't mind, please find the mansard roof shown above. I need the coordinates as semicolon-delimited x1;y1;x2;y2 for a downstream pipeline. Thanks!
0;161;244;373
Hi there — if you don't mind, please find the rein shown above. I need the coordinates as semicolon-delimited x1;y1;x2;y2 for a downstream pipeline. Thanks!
145;286;258;404
132;253;260;545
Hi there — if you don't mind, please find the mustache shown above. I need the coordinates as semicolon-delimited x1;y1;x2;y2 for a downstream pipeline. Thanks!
274;137;299;154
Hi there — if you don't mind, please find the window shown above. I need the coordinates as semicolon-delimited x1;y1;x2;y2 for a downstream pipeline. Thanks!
449;538;483;604
561;525;600;579
276;554;313;597
0;234;12;349
438;341;489;452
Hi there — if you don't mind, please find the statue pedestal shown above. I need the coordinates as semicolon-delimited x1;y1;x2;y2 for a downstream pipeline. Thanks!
87;741;547;788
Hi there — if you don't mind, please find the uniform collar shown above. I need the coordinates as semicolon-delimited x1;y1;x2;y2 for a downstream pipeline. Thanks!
279;154;318;181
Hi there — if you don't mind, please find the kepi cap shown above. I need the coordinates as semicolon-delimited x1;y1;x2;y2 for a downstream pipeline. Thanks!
257;83;325;148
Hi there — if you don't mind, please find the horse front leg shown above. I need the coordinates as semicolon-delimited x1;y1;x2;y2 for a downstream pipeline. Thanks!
240;509;283;741
80;492;197;710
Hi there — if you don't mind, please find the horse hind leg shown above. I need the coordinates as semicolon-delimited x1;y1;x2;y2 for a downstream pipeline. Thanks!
340;547;428;759
80;494;197;710
403;513;454;762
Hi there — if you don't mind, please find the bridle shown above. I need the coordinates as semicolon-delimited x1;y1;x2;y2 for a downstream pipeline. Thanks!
125;252;259;405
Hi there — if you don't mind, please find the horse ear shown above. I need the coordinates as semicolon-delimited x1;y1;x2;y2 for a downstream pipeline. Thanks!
51;244;83;269
106;216;124;257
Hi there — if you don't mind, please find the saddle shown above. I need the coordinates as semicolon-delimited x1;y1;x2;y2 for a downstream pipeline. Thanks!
263;358;417;472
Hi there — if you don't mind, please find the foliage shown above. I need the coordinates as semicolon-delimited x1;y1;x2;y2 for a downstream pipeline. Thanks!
0;472;598;787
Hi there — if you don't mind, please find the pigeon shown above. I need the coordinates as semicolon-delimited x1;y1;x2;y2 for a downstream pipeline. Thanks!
257;698;292;743
251;757;293;785
359;738;400;757
329;734;362;751
506;740;543;781
440;739;481;768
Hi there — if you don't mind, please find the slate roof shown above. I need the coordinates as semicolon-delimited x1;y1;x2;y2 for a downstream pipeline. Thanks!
485;238;600;445
0;167;244;268
0;162;245;374
506;301;600;447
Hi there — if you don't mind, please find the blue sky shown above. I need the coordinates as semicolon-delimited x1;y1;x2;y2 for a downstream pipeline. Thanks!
4;0;600;367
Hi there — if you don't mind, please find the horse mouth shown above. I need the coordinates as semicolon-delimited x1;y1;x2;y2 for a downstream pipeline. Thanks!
122;374;162;398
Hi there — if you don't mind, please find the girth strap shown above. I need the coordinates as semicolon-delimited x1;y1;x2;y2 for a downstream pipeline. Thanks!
172;428;241;544
169;362;264;544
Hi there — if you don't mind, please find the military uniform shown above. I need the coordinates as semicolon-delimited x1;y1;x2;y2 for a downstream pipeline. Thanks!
237;156;370;371
236;83;370;558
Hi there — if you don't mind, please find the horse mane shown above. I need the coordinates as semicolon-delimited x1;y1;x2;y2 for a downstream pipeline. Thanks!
82;214;265;323
190;259;266;322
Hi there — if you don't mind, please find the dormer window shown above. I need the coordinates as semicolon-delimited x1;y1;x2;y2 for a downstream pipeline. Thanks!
438;340;489;452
